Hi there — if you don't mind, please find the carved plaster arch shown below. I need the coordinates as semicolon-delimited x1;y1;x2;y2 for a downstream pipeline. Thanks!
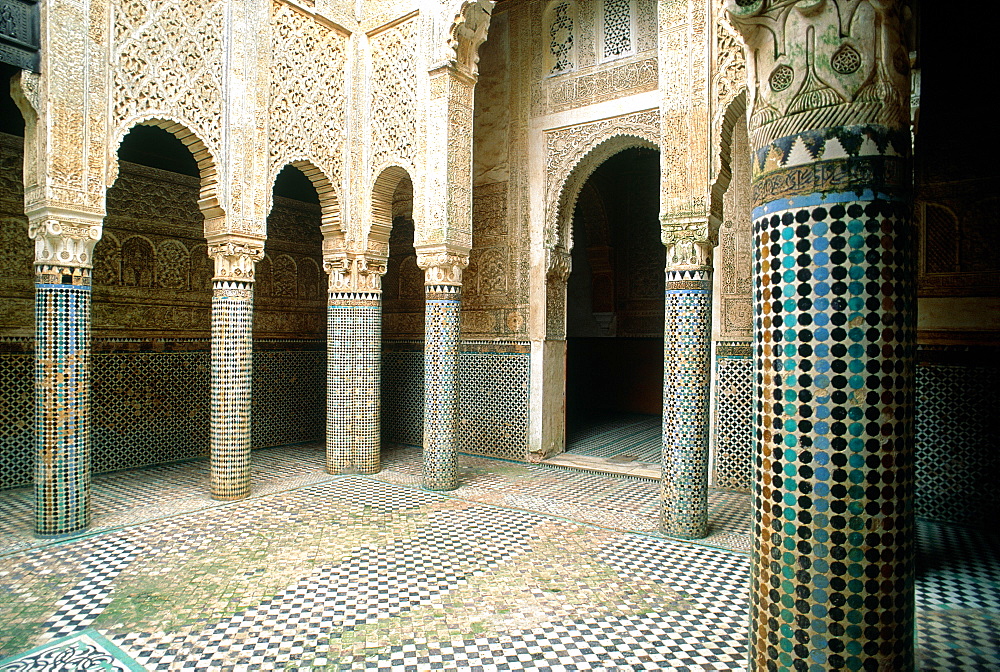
267;159;344;245
443;0;495;76
547;131;659;255
368;164;416;260
710;12;748;185
710;90;748;227
109;116;223;221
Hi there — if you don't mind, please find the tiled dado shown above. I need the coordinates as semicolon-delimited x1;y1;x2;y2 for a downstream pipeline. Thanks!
710;343;998;526
0;340;325;490
381;340;530;461
712;342;753;493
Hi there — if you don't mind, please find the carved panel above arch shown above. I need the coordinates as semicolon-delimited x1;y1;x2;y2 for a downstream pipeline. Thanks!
111;0;225;163
269;0;348;216
543;108;659;253
369;18;419;175
711;10;748;184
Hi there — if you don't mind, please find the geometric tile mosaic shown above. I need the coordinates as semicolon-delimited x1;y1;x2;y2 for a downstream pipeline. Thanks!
712;354;753;492
382;344;530;462
91;352;211;474
914;364;997;526
457;351;529;461
0;629;145;672
0;448;994;671
41;535;139;639
566;412;661;463
251;349;325;449
707;354;997;527
381;347;424;448
0;345;326;490
0;353;32;489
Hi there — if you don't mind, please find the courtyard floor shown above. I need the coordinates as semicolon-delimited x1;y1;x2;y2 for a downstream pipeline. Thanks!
0;444;997;670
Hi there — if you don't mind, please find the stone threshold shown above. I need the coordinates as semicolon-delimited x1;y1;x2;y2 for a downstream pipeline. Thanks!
541;453;660;480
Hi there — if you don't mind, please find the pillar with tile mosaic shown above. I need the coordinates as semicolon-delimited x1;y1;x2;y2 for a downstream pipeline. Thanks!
660;236;714;539
417;248;469;491
30;214;103;535
208;239;264;501
324;254;385;475
727;1;916;668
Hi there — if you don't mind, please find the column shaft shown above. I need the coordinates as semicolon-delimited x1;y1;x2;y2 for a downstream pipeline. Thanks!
326;293;382;474
353;299;381;474
422;285;462;490
210;281;254;500
726;1;917;666
750;192;915;670
327;296;354;474
660;266;714;538
34;267;92;536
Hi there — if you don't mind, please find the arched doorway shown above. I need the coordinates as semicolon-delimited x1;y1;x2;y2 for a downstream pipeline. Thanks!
253;164;326;458
0;64;33;491
379;173;424;455
92;123;213;472
564;147;664;467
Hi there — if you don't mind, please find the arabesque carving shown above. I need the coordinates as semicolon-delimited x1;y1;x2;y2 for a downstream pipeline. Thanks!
370;19;419;173
416;247;470;287
208;238;265;283
112;0;225;166
269;1;347;229
444;1;495;77
323;254;388;293
543;109;659;253
541;57;658;115
711;10;748;182
725;0;911;153
28;211;104;270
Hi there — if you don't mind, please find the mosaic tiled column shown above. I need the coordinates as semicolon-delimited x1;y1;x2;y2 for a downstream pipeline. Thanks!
208;240;263;501
33;264;94;535
324;255;385;475
660;239;714;539
29;215;103;536
417;249;469;491
728;2;916;668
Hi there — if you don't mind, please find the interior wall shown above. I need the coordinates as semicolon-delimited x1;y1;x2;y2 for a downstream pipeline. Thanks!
0;136;327;489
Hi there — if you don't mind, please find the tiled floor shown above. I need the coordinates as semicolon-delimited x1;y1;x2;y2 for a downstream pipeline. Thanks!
565;414;661;465
0;444;997;670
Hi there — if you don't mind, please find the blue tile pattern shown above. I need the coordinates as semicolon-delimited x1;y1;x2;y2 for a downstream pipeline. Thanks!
423;287;462;490
34;272;92;536
327;294;382;474
326;301;354;473
210;282;254;500
750;188;917;669
660;269;713;539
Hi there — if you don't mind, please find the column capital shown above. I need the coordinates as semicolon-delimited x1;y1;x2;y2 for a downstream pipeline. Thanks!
415;245;470;287
323;253;388;294
663;234;714;276
545;248;572;282
27;208;104;272
725;0;911;154
207;236;265;283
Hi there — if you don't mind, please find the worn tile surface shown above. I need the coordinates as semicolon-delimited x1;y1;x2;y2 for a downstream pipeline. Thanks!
0;444;996;670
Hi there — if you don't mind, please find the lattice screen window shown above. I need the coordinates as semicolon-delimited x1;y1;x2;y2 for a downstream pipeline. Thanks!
546;1;575;75
602;0;634;60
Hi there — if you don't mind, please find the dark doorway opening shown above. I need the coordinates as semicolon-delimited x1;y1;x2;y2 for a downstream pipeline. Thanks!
565;147;664;465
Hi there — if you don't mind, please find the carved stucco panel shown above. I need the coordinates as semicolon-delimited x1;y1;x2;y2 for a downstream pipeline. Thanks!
111;0;225;170
543;109;660;253
369;19;419;176
268;1;348;214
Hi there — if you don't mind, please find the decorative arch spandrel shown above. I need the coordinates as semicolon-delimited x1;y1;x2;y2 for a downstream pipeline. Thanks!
543;109;660;255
